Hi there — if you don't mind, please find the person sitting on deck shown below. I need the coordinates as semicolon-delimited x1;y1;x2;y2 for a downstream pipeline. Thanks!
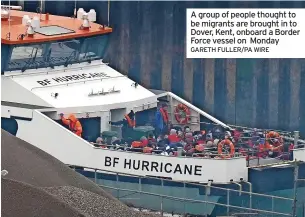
147;133;156;145
111;137;127;150
185;132;194;144
168;129;181;143
60;113;83;137
265;131;284;158
183;126;191;138
109;110;135;139
95;137;107;148
155;103;169;136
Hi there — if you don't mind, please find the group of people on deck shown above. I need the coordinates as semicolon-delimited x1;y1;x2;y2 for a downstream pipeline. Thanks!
60;103;294;159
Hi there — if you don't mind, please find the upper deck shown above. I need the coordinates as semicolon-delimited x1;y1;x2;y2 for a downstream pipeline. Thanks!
1;10;112;45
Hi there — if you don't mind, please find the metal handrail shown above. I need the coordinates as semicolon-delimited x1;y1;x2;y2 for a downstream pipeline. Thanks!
91;142;245;158
5;59;107;77
196;120;296;137
69;164;294;201
167;92;231;130
90;139;299;157
100;184;292;216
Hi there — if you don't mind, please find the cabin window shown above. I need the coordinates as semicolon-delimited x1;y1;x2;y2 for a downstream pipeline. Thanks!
48;40;81;66
79;36;105;62
1;44;10;74
8;44;45;71
7;40;81;71
4;35;109;72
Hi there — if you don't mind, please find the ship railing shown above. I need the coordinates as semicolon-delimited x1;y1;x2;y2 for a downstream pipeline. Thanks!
169;115;295;137
197;120;304;144
5;59;109;77
68;164;296;217
181;121;305;150
90;142;245;158
89;141;296;167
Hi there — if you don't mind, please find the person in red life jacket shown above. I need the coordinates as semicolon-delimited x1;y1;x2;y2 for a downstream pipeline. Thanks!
109;110;135;139
60;113;83;137
185;132;194;144
183;140;199;157
155;103;169;136
196;134;205;145
168;129;181;143
289;143;294;152
177;130;184;140
232;129;241;143
256;138;268;158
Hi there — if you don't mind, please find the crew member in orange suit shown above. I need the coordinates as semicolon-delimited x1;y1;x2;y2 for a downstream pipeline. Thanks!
265;131;283;157
60;113;83;137
109;110;135;139
155;103;169;136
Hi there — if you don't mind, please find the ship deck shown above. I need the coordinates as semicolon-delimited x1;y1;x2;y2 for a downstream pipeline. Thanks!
1;10;112;45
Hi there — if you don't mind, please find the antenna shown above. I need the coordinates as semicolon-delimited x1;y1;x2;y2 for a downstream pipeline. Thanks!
73;0;76;19
40;0;42;20
107;0;110;27
8;0;11;40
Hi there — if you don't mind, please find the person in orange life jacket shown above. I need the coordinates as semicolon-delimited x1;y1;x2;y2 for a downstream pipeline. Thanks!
109;110;135;139
60;113;83;137
155;103;169;136
265;131;283;157
265;138;283;158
